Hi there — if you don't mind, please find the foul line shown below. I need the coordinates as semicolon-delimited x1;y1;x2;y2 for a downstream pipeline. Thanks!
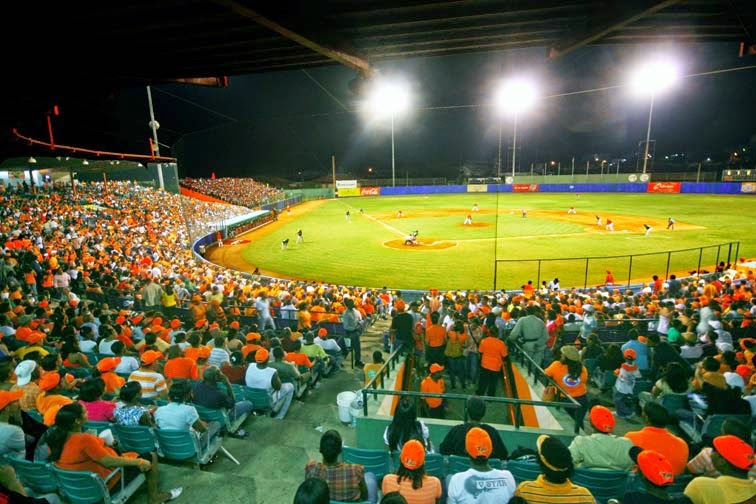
340;202;408;237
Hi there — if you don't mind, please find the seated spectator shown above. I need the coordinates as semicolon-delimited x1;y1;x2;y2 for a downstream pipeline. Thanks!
128;350;168;400
113;381;154;427
301;332;333;375
162;345;199;381
192;366;252;438
294;477;330;504
639;361;692;410
622;448;692;504
439;396;508;460
514;434;595;503
447;428;515;503
35;372;73;426
686;418;756;480
305;429;377;503
625;403;689;475
61;340;92;370
112;341;140;375
684;435;756;504
47;403;182;504
221;350;247;385
95;357;126;395
208;334;230;368
381;439;442;504
245;348;295;419
154;381;220;445
568;405;634;471
0;390;26;460
286;339;321;387
10;360;42;412
384;397;432;453
77;378;115;422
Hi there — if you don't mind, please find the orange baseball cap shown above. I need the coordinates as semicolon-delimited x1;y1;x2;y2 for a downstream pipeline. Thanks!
255;348;270;363
197;346;211;359
39;372;61;391
713;435;755;470
39;300;49;308
637;336;648;344
115;315;126;325
170;319;181;329
400;440;425;469
429;363;445;374
96;357;122;373
209;323;220;331
623;348;637;359
465;427;492;459
0;390;23;410
140;350;164;365
130;315;144;325
589;405;615;433
229;321;240;329
637;450;674;486
195;319;207;329
318;328;328;337
246;332;261;342
152;317;163;326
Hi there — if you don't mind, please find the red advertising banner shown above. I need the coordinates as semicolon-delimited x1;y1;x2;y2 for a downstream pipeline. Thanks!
647;181;681;193
360;187;380;196
512;183;539;193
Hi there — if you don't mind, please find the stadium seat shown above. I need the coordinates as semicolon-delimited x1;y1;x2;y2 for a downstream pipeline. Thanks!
193;403;249;435
52;465;146;504
4;457;59;497
83;421;113;435
679;414;752;445
233;385;274;416
111;424;158;456
505;460;542;484
154;428;223;469
572;467;628;502
390;451;445;479
342;446;391;481
658;393;690;417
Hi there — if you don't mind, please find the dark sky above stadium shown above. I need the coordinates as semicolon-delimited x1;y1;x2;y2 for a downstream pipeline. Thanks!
115;42;756;180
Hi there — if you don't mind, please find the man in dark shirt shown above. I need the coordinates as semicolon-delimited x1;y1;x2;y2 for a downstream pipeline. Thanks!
192;366;253;437
389;302;414;352
438;396;508;460
648;333;688;381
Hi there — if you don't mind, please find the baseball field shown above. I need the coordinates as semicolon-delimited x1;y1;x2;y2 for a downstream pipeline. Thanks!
207;192;756;291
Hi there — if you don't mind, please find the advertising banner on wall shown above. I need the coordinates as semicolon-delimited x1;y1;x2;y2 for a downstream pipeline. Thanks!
336;180;358;189
647;181;681;193
513;183;539;192
360;187;380;196
467;184;488;192
337;187;361;197
741;182;756;193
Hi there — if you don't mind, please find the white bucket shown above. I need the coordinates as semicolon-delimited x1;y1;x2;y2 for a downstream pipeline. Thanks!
349;395;363;421
337;391;357;423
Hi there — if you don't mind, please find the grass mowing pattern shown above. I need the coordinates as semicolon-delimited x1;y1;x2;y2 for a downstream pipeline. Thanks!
239;193;756;290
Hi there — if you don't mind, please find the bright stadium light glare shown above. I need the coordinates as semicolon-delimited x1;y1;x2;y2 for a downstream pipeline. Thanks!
494;78;538;116
629;59;680;96
366;79;411;120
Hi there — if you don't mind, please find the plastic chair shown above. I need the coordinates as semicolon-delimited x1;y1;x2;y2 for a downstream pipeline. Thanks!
193;403;249;435
446;454;504;475
111;424;157;455
83;421;113;435
154;428;224;469
680;414;752;444
505;460;542;484
572;467;628;502
52;465;146;504
4;457;59;496
658;393;690;417
232;385;273;416
342;446;391;480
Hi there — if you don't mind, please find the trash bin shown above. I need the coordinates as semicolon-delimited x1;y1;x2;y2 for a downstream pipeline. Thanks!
337;391;356;423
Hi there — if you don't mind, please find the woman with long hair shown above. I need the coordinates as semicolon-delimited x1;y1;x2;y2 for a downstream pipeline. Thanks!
381;440;442;504
77;378;115;422
112;381;154;427
383;398;431;452
47;403;181;504
544;345;589;434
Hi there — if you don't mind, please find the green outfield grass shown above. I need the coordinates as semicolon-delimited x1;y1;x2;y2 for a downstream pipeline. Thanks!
239;193;756;290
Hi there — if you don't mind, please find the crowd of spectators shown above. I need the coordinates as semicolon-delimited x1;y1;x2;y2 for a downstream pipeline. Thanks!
0;179;754;503
180;177;284;209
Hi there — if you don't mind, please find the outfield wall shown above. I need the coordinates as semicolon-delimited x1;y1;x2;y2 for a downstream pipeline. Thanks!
342;181;755;196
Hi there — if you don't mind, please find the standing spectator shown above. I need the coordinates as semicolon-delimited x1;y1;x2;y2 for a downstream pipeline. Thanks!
390;303;415;353
447;428;516;504
381;439;442;504
544;346;589;434
305;429;376;504
255;291;276;331
613;348;641;419
514;435;596;504
508;305;549;367
476;326;508;397
140;278;163;310
420;364;446;419
343;298;364;367
444;320;467;389
568;405;634;471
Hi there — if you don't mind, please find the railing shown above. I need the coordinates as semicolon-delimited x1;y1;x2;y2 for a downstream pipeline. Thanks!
494;241;739;290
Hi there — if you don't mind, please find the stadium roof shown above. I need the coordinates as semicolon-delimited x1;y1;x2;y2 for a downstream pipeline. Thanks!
2;0;754;163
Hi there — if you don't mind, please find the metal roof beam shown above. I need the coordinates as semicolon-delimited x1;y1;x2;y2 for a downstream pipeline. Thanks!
211;0;374;77
548;0;683;59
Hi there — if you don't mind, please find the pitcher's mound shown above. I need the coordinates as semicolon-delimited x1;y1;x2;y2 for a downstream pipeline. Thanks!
458;222;490;228
385;238;457;250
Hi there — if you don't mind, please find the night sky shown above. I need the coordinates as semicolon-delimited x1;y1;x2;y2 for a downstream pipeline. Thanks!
111;42;756;180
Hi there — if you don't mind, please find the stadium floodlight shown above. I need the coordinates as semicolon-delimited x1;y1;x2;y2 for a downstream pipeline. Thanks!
493;78;538;179
366;79;411;186
629;59;681;174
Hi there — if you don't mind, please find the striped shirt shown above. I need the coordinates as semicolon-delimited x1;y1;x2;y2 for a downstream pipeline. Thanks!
514;475;596;504
127;369;167;399
382;474;442;504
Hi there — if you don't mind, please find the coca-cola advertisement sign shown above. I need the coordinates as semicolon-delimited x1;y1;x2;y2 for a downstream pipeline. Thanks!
513;184;539;193
647;182;681;193
360;187;380;196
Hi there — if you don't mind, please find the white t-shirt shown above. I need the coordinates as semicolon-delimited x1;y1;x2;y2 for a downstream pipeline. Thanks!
154;402;199;430
114;356;140;375
447;467;516;504
245;364;276;394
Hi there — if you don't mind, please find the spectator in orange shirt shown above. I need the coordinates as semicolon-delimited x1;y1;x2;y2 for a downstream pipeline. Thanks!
544;345;589;434
285;340;322;385
424;312;447;368
95;357;126;395
625;402;690;475
162;345;199;380
476;325;508;397
420;363;446;419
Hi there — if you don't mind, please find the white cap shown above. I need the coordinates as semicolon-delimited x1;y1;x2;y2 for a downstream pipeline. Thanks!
14;360;37;387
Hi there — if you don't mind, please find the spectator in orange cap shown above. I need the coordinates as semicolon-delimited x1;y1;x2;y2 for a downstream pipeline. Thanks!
162;345;198;381
381;439;442;504
622;448;679;504
35;371;74;426
128;350;168;400
568;405;634;471
613;348;641;419
448;427;516;503
476;324;508;397
245;347;295;419
684;435;756;504
96;357;125;394
420;363;446;419
0;389;26;459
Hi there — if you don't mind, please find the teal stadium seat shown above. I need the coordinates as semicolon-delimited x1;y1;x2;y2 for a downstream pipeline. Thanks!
447;454;505;475
505;460;542;484
572;467;628;502
4;457;59;496
342;446;391;481
154;428;222;469
111;424;158;455
390;450;445;479
52;465;146;504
